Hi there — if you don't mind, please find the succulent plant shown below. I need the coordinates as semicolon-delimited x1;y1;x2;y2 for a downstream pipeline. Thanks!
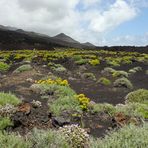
59;124;89;148
0;104;17;117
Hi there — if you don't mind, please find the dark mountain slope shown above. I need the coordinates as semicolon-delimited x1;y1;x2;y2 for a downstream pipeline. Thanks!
53;33;80;43
0;29;95;50
83;42;95;47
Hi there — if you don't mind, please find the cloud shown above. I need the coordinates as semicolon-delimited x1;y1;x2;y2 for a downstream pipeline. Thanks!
0;0;80;35
86;0;137;33
102;33;148;46
81;0;101;8
0;0;146;45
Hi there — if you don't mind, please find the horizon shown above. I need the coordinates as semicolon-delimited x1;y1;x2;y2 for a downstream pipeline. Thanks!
0;0;148;46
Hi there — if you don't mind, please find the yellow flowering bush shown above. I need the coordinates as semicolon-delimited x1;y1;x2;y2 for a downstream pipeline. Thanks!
89;59;100;66
75;94;90;110
35;78;69;86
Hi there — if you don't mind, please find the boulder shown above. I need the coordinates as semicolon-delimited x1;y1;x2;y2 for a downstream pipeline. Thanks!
52;116;70;127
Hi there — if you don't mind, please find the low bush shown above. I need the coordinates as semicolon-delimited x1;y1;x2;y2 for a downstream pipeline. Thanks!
106;60;120;67
112;70;128;78
13;64;32;73
113;77;133;89
59;124;89;148
129;66;142;74
0;117;13;130
48;85;81;116
115;103;148;119
30;128;69;148
0;131;31;148
0;62;10;72
92;103;116;116
0;92;21;106
90;123;148;148
73;55;82;61
89;59;100;66
73;55;89;65
133;66;142;72
129;69;137;74
35;77;69;87
98;77;111;86
125;89;148;104
82;73;96;81
0;104;17;117
75;94;90;110
75;59;88;65
101;67;116;75
48;63;67;73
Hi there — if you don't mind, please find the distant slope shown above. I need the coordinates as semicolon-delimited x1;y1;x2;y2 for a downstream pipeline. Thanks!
53;33;80;43
0;25;18;31
0;26;96;50
82;42;95;47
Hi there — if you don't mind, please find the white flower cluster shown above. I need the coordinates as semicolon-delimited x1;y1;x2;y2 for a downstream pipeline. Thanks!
0;104;17;117
59;124;89;148
31;100;42;108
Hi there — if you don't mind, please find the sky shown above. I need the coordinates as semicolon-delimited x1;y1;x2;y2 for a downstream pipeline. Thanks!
0;0;148;46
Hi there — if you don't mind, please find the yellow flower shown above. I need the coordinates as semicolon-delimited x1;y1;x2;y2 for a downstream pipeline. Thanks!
35;77;69;86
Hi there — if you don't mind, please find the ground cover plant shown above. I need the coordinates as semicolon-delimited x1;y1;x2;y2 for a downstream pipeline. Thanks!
0;48;148;147
0;61;10;72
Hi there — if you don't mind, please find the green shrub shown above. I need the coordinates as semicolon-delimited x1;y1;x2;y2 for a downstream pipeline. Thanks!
75;59;88;65
101;67;116;75
129;67;142;74
98;77;111;86
0;117;13;130
0;92;21;106
73;54;89;65
113;77;133;89
31;83;81;116
48;63;67;72
133;66;142;72
92;103;116;116
52;66;66;73
73;55;82;61
0;131;31;148
112;70;128;78
13;64;32;73
30;128;69;148
129;69;137;74
125;89;148;104
90;123;148;148
49;85;81;116
106;60;120;66
82;73;96;81
0;62;10;72
115;103;148;119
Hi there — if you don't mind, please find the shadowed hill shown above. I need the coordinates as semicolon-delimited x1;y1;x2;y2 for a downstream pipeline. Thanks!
0;28;95;50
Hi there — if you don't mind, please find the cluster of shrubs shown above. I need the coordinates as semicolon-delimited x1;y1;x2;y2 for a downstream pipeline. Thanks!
92;89;148;119
0;123;147;148
101;67;134;89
